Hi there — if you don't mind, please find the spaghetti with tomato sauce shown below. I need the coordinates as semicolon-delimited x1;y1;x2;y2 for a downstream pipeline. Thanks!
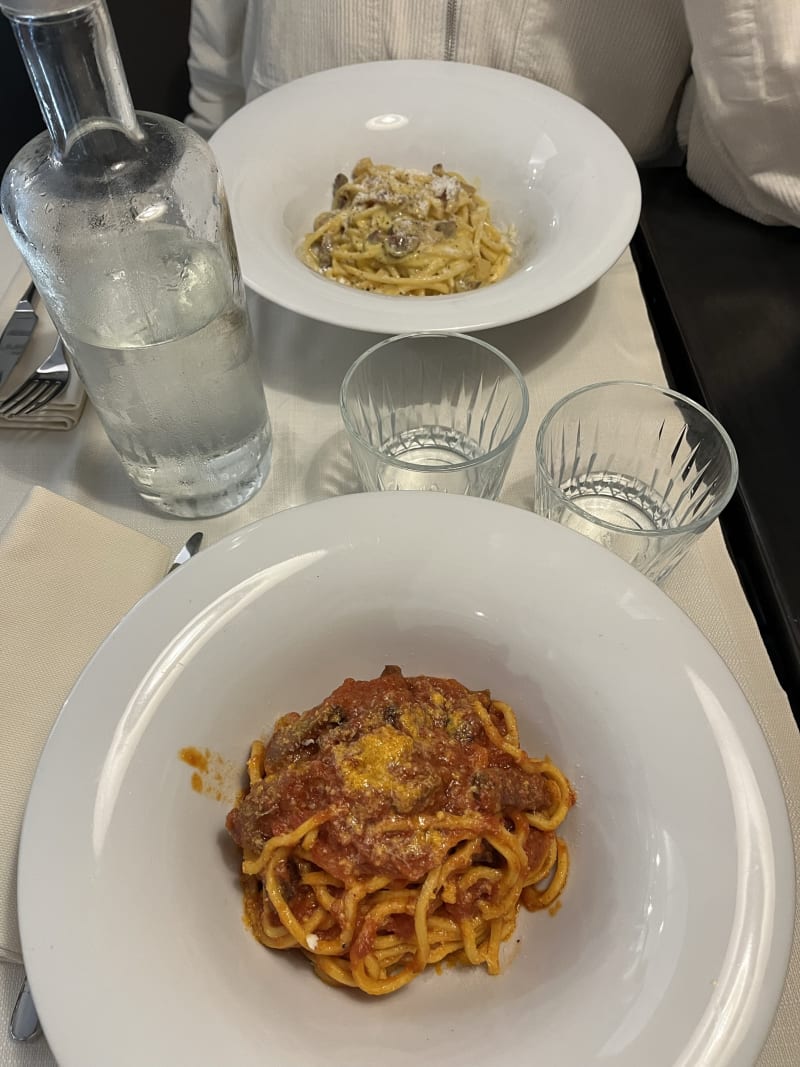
226;666;574;995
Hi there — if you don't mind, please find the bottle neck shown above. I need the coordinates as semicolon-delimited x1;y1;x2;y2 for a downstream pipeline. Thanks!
8;0;142;162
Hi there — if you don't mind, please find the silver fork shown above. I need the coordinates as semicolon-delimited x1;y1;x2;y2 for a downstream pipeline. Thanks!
0;338;70;417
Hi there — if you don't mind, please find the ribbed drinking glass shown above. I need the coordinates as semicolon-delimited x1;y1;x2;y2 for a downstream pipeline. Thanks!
340;332;529;497
534;380;738;583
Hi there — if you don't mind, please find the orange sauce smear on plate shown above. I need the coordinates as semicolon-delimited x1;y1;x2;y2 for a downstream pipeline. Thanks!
179;746;239;804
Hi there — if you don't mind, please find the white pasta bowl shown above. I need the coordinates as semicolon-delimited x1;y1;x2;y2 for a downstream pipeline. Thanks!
210;60;641;332
17;493;793;1067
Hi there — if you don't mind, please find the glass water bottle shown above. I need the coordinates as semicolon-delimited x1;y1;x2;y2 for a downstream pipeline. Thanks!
0;0;272;518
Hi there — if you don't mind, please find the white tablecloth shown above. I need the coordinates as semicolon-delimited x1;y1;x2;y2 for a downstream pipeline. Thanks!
0;218;797;1065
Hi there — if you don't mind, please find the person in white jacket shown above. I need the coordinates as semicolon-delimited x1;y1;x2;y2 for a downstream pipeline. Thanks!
186;0;800;227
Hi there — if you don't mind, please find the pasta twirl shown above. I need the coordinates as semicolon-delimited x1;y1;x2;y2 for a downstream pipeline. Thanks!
300;158;514;296
226;666;574;995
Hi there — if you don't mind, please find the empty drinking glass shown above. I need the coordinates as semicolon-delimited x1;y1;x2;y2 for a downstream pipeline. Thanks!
534;380;738;583
340;332;529;497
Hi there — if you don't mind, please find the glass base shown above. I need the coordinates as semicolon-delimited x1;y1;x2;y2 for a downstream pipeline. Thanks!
133;436;272;519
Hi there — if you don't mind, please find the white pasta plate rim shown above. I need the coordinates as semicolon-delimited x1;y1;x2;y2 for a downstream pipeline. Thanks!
18;492;793;1067
209;60;642;332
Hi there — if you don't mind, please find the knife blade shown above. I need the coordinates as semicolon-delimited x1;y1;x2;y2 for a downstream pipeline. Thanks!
167;531;203;573
0;282;38;388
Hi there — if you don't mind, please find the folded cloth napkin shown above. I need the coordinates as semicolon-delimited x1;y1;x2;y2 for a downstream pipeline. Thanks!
0;488;173;963
0;263;86;431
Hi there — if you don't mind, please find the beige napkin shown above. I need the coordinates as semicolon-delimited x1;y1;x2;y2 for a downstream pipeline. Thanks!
0;264;86;431
0;488;173;962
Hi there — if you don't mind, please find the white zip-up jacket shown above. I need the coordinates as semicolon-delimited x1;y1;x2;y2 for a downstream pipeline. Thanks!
187;0;800;226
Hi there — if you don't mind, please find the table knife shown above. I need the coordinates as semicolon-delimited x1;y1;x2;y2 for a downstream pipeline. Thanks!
9;529;204;1044
0;281;37;388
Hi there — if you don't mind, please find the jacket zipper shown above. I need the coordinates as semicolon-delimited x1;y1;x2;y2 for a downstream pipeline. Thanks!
444;0;458;61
